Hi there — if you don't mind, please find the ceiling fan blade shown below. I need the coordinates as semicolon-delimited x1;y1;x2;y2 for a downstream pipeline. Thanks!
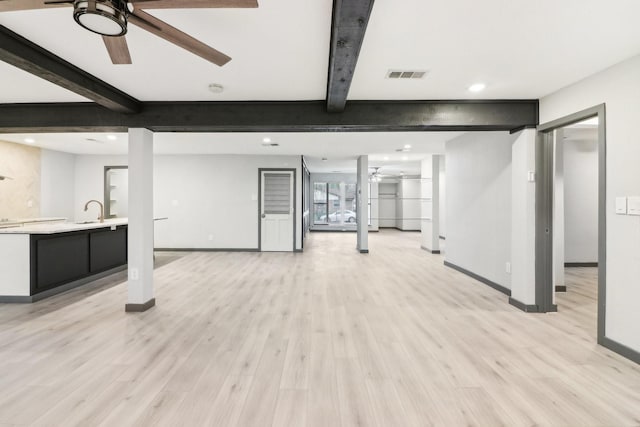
0;0;68;12
128;9;231;66
131;0;258;9
102;35;132;64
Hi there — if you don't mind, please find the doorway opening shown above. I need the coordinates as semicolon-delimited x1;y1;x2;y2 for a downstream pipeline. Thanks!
104;165;128;219
536;104;606;343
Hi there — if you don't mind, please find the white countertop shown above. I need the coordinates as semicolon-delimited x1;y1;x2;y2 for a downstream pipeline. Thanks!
0;218;128;234
0;217;67;228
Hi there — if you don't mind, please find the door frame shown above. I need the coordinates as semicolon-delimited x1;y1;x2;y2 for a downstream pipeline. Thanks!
258;168;297;252
536;104;606;342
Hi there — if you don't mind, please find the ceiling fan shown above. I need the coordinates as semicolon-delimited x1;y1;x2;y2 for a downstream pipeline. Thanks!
369;166;404;182
0;0;258;66
369;167;386;182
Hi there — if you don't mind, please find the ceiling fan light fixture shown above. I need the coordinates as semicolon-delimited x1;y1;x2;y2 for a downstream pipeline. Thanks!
73;0;128;37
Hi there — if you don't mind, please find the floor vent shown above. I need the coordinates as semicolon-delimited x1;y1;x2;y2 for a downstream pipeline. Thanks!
386;70;428;79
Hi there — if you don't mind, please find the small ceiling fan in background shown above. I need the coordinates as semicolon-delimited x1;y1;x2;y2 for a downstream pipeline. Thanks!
369;167;386;182
0;0;258;65
369;166;405;182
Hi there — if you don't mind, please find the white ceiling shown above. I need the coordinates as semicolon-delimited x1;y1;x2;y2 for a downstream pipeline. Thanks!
0;1;637;173
2;0;640;103
0;1;333;101
350;0;640;100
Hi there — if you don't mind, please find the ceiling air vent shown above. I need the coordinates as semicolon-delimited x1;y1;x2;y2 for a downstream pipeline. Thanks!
386;70;428;79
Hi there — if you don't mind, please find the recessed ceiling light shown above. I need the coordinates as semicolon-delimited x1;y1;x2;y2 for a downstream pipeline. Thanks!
208;83;224;94
404;144;411;149
24;137;35;144
402;155;409;161
263;137;271;143
469;83;486;92
383;156;389;161
106;134;117;141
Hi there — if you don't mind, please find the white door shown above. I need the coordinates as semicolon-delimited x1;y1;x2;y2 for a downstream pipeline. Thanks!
261;171;294;251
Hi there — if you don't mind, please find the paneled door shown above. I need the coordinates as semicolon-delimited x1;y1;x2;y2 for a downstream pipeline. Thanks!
260;170;294;251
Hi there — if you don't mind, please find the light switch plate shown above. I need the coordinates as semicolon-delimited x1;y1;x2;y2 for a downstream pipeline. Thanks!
615;197;627;214
628;196;640;216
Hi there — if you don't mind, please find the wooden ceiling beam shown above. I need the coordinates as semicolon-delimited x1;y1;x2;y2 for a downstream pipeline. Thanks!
0;25;141;114
326;0;375;113
0;100;538;133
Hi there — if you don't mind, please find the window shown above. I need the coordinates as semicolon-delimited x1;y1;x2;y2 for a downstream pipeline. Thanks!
313;182;328;224
313;180;359;225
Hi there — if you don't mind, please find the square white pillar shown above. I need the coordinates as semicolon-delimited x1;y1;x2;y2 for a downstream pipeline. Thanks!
357;155;369;253
421;155;441;253
126;128;155;312
510;129;537;308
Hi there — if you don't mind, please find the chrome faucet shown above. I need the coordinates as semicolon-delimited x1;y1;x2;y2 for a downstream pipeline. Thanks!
84;200;104;223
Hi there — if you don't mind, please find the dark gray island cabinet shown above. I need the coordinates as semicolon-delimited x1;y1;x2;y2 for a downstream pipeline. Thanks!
0;220;128;303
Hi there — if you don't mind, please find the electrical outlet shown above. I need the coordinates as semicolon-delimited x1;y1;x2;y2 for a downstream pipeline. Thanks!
27;199;33;208
130;268;139;280
208;234;214;241
505;262;511;274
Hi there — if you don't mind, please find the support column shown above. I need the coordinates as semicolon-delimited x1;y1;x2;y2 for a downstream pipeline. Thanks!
356;155;369;253
126;128;155;312
421;155;441;253
509;129;537;310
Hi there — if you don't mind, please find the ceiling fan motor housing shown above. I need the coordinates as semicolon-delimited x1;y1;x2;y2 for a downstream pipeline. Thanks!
73;0;128;37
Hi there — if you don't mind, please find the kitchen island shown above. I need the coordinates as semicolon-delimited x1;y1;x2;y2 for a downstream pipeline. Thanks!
0;219;128;302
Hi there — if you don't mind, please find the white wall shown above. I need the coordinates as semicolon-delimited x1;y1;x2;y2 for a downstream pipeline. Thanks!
563;137;599;263
446;131;514;289
74;154;303;250
397;178;421;230
378;182;397;228
540;54;640;352
40;149;76;220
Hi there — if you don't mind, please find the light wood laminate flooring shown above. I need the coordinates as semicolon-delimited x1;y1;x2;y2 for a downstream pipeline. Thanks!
0;230;638;426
